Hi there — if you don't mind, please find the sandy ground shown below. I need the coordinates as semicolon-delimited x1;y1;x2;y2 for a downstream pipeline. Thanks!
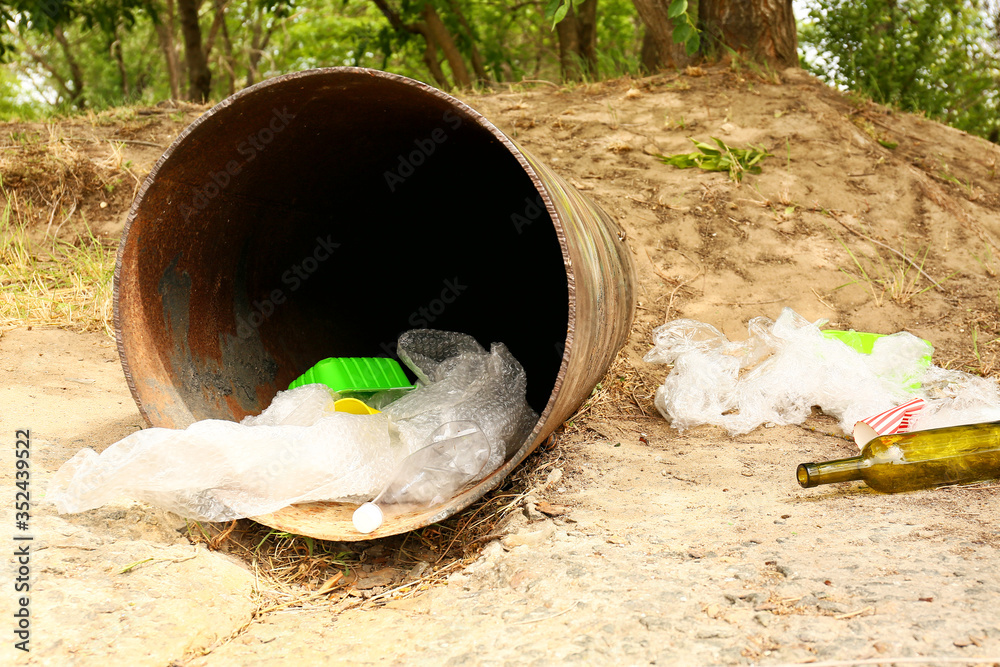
3;64;1000;665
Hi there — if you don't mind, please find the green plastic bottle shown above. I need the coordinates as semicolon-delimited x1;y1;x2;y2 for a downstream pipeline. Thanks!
797;421;1000;492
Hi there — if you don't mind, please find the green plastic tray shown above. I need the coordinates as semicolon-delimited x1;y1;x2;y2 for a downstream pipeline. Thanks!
288;357;413;393
821;329;932;360
821;329;933;390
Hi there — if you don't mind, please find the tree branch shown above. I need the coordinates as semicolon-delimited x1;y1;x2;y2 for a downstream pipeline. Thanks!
12;31;76;103
369;0;452;89
203;0;230;60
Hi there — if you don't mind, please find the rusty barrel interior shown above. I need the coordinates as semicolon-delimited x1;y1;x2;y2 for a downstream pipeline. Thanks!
116;68;632;539
116;70;567;426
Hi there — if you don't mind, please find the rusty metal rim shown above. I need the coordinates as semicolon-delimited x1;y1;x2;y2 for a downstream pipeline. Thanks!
113;67;578;528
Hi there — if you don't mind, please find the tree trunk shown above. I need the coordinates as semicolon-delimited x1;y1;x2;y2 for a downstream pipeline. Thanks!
640;27;659;73
247;20;262;86
555;9;581;81
154;0;182;101
631;0;697;70
204;0;230;60
53;26;86;107
417;27;451;89
246;8;276;88
422;3;473;88
370;0;452;89
699;0;798;67
575;0;599;79
177;0;212;101
633;0;796;69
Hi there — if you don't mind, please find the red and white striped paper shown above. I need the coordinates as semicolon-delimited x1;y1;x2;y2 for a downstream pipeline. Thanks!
853;397;926;448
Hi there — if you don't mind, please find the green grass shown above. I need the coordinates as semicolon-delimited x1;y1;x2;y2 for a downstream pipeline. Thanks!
0;180;116;336
831;233;951;306
657;137;771;182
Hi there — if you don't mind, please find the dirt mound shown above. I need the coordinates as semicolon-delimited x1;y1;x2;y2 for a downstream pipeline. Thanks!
468;65;1000;391
1;104;206;244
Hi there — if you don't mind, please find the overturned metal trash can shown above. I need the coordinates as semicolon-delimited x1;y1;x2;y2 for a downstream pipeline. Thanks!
114;68;635;540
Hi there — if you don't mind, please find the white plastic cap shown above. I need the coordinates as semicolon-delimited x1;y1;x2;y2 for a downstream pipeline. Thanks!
352;502;384;534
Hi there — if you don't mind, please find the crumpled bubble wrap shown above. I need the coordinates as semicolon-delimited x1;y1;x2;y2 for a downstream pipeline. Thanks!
384;329;539;475
644;308;1000;435
48;330;539;521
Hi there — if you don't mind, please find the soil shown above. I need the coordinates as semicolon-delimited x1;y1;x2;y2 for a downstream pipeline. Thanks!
3;65;1000;666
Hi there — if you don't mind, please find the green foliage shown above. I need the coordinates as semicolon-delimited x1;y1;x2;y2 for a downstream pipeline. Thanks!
2;0;75;38
0;69;42;119
1;0;645;116
800;0;1000;140
279;2;403;72
667;0;700;56
1;0;156;53
656;137;771;182
545;0;582;28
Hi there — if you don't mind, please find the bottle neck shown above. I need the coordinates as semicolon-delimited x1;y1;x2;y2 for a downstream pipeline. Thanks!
797;456;865;488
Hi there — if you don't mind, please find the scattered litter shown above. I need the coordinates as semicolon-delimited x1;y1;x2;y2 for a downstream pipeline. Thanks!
48;330;538;523
852;396;926;447
353;421;492;534
644;308;1000;439
287;355;413;394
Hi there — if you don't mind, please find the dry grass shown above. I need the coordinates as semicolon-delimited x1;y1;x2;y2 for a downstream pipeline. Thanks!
0;183;116;336
565;349;659;429
0;119;150;337
1;123;137;225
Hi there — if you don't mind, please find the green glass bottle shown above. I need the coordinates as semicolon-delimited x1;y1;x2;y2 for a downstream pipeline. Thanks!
797;421;1000;492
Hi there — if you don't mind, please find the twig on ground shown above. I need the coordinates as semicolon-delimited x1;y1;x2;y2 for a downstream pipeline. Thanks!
811;287;837;311
833;605;874;620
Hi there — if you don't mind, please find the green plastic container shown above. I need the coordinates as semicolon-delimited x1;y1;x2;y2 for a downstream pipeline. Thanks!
288;357;413;393
821;329;933;390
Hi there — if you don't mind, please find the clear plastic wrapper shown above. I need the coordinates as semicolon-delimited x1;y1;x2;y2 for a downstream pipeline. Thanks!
48;330;538;522
47;385;397;521
911;367;1000;430
644;308;1000;436
353;421;491;534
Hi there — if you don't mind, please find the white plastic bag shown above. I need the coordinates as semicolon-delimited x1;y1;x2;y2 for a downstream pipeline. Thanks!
644;308;1000;436
47;385;399;520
